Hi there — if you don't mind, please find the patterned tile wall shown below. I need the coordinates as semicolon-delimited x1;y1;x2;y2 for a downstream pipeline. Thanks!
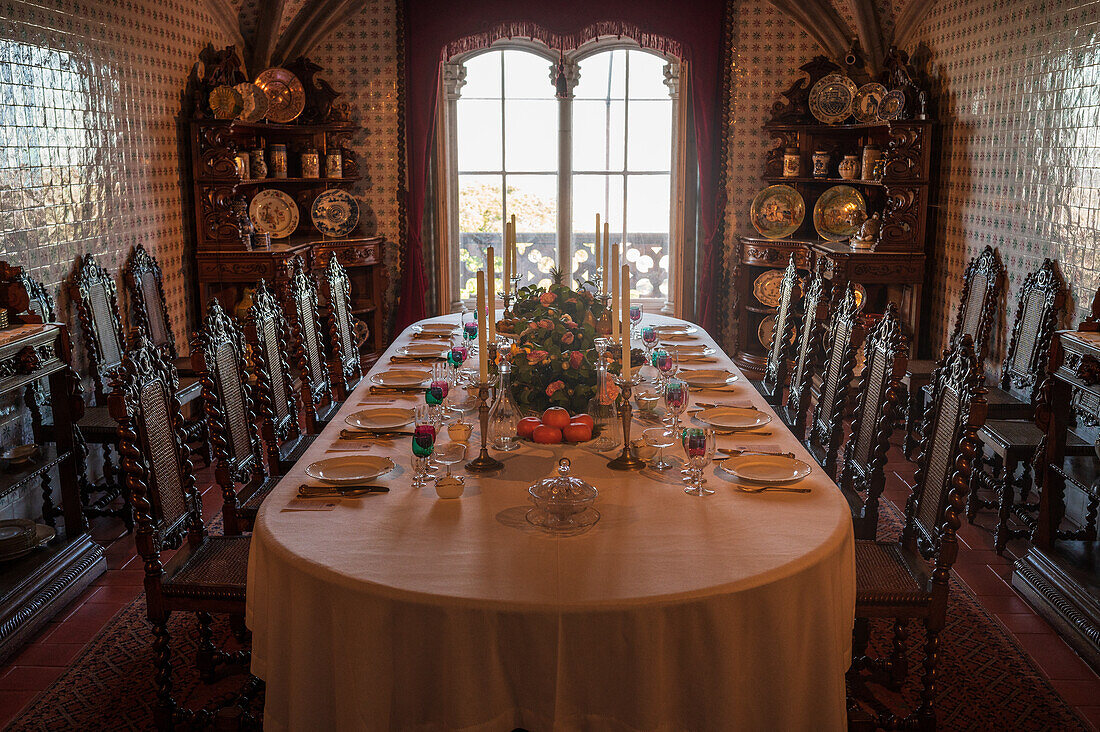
907;0;1100;362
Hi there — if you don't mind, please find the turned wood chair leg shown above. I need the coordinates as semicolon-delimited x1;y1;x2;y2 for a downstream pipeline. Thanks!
903;389;921;460
151;618;177;732
888;619;909;690
913;625;940;731
39;473;57;528
994;459;1014;555
966;449;984;524
196;611;218;683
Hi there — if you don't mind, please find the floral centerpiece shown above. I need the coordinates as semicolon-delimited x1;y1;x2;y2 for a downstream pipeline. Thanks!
497;272;617;414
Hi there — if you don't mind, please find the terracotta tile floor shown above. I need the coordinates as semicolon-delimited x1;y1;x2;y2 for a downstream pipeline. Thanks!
1;449;1099;728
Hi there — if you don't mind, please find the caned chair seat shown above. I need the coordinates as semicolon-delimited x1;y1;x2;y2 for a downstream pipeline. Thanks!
979;420;1091;456
163;535;250;602
855;541;932;609
277;433;317;475
925;382;1031;421
239;476;282;517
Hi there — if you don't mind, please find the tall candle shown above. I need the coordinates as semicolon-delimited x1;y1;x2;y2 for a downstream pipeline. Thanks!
621;263;631;381
476;270;487;382
510;214;517;278
486;246;496;340
502;224;510;294
610;243;619;340
595;213;601;271
602;223;610;294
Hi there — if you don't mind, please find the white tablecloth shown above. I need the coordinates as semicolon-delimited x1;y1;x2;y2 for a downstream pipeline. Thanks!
246;314;855;731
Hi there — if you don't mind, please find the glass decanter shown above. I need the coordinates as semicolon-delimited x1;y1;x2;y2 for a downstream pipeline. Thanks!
586;338;623;451
488;357;521;451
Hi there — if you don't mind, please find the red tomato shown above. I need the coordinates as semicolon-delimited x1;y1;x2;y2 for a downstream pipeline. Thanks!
532;425;563;444
542;407;571;429
563;423;593;443
517;417;542;438
570;413;595;430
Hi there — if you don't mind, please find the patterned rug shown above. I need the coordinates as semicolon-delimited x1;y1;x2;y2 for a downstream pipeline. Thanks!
3;504;1088;731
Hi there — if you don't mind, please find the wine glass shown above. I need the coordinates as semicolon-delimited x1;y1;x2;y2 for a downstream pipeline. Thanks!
663;377;689;432
629;304;642;339
432;442;467;495
412;407;437;488
462;315;478;355
681;427;716;496
642;426;677;471
652;347;678;388
426;363;450;421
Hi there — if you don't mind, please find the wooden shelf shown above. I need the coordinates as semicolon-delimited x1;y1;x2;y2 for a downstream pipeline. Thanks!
765;176;884;187
746;305;777;315
199;176;361;186
195;118;359;134
0;445;67;503
765;120;930;133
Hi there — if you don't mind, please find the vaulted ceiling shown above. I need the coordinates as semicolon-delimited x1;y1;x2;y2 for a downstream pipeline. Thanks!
204;0;933;77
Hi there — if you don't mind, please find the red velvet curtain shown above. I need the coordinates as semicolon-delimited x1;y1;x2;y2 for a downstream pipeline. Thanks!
397;0;727;330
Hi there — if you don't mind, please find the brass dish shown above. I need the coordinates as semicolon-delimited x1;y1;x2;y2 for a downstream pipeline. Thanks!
878;90;905;120
809;73;858;125
749;184;804;240
852;83;887;123
234;82;269;122
209;85;243;119
813;185;867;242
254;68;305;123
752;270;786;308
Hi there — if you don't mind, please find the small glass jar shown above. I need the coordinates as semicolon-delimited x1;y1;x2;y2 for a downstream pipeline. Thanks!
812;150;829;178
234;151;250;179
301;148;320;179
488;358;521;451
269;143;288;179
861;144;882;180
782;147;800;177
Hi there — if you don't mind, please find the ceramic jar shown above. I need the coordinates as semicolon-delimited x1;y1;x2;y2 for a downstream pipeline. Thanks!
301;148;320;179
249;149;267;179
234;152;250;180
782;147;800;177
269;143;288;179
325;150;342;179
812;150;830;178
861;144;882;180
838;154;860;180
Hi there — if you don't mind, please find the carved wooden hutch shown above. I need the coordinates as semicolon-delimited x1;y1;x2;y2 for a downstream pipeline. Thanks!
733;54;933;377
189;51;387;362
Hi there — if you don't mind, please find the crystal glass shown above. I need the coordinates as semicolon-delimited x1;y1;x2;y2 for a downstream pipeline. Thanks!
488;358;521;451
586;337;623;451
663;377;689;431
642;426;677;471
433;442;467;487
629;304;642;339
426;362;451;422
652;346;678;386
681;427;716;496
462;317;478;354
412;407;437;488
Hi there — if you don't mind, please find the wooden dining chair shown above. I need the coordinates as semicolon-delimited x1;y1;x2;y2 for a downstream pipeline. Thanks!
244;279;316;475
848;334;986;731
108;333;260;731
757;258;802;406
779;263;826;437
903;245;1002;457
806;283;864;481
191;299;278;536
283;255;337;432
321;254;363;400
124;243;195;377
839;303;909;540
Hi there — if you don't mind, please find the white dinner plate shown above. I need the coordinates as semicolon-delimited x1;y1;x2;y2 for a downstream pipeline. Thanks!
655;324;697;336
370;369;430;387
345;407;415;431
415;323;457;334
680;369;738;388
397;344;448;358
719;455;812;484
665;344;715;357
695;406;771;431
659;332;701;342
305;455;396;485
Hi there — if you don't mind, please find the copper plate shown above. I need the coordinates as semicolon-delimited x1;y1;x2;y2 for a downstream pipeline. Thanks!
852;83;887;123
234;82;269;122
813;185;867;242
752;269;786;308
809;73;858;125
749;184;804;240
209;84;243;119
255;68;305;123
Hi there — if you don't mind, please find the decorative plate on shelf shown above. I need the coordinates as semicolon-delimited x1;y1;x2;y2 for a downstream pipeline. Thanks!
853;283;867;309
757;314;797;349
813;185;867;242
749;184;805;240
254;67;305;123
878;90;906;120
311;190;360;239
852;83;887;123
808;73;858;124
249;189;299;239
208;84;243;119
234;82;269;122
752;269;786;308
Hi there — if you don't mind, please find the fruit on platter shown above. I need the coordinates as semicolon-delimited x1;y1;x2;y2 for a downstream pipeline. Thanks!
519;410;595;444
541;407;571;429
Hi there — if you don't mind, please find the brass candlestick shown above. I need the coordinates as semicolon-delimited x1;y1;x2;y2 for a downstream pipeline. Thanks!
607;374;646;471
465;381;503;473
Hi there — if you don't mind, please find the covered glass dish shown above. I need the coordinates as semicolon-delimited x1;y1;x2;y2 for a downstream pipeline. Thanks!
528;458;598;528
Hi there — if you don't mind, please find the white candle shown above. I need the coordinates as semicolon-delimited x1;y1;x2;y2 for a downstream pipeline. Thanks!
610;243;619;340
477;270;487;382
502;224;510;295
510;214;518;278
602;223;610;295
486;246;496;340
621;263;630;381
595;213;601;271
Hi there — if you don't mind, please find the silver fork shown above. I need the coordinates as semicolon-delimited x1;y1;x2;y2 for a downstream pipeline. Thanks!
735;485;811;494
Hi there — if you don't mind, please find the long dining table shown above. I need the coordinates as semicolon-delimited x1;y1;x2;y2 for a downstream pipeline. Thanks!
246;313;855;731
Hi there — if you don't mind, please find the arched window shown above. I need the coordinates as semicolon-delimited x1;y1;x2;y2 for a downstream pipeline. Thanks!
442;39;681;310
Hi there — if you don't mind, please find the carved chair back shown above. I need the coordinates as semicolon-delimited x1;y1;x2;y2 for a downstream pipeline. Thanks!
108;334;204;574
125;244;178;359
762;258;802;399
999;258;1065;403
191;299;264;533
950;245;1003;363
906;334;986;610
19;274;57;434
322;254;362;395
808;283;864;479
785;263;827;431
71;254;127;404
284;256;331;419
19;273;56;323
244;279;302;458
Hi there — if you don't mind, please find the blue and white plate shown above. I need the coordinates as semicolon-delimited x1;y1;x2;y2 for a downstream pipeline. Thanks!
311;189;360;239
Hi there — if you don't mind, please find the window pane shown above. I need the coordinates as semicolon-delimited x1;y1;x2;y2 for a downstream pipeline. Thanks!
506;174;558;290
625;174;671;299
456;99;502;171
461;51;501;99
575;50;626;100
458;174;503;300
571;174;624;285
502;50;553;99
627;51;671;100
505;99;557;171
572;99;625;172
627;100;672;172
